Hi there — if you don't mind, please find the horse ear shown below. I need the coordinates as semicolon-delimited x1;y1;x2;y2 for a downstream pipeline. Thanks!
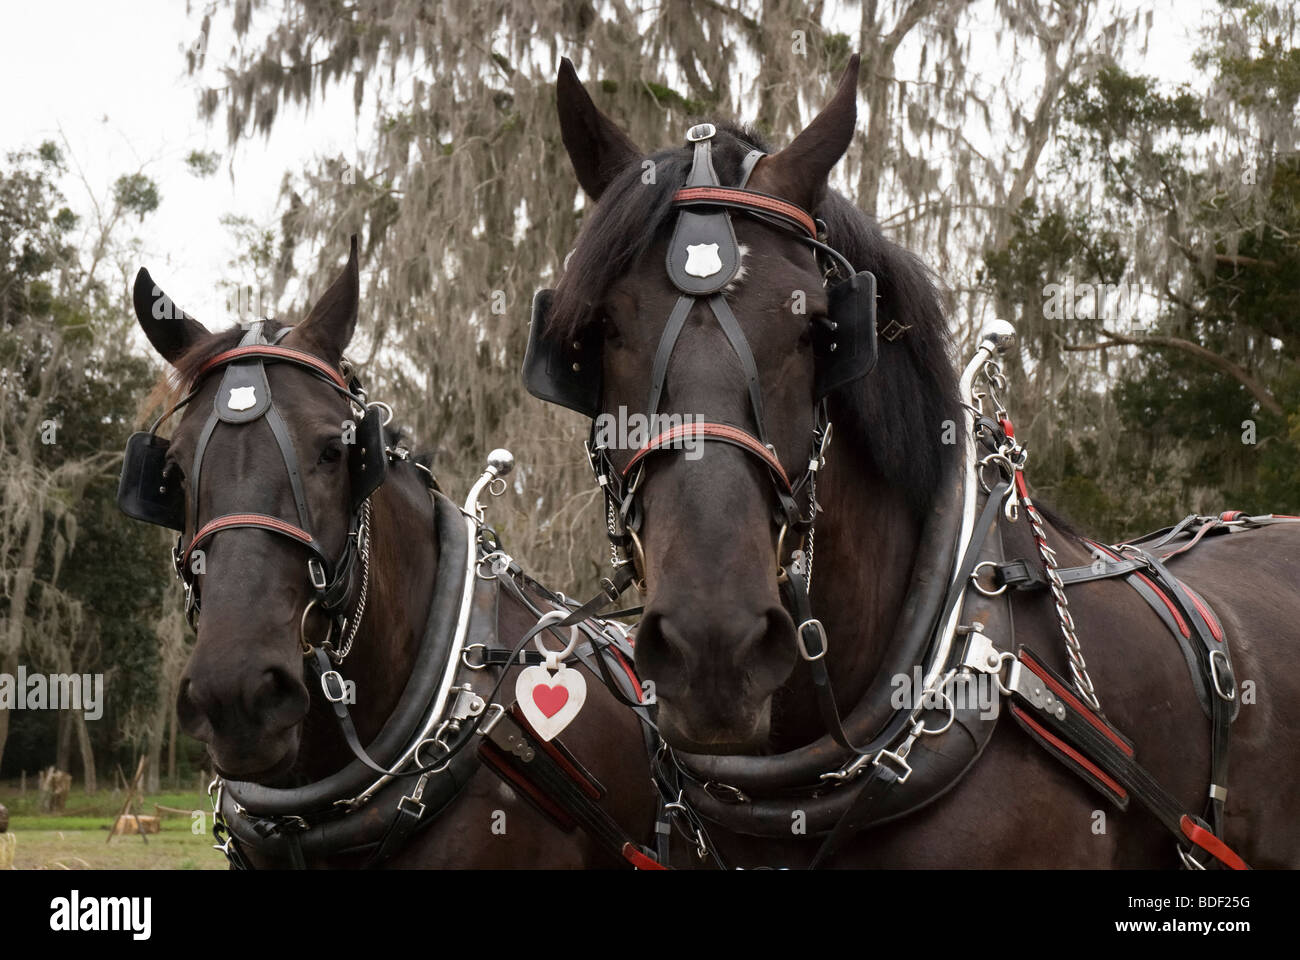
556;57;641;200
133;268;209;363
291;236;360;364
751;55;860;211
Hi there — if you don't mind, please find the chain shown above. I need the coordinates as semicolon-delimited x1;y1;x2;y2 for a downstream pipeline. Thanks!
976;358;1101;713
1022;491;1101;711
332;498;372;663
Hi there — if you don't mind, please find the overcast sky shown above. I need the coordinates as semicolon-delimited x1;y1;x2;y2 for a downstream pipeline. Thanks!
1;0;1212;331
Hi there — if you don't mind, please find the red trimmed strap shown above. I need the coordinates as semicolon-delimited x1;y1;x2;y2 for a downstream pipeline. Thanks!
672;187;817;239
621;842;668;870
196;345;350;391
1020;650;1135;757
621;422;791;491
1090;541;1191;639
1180;815;1249;870
183;513;314;564
1011;705;1128;801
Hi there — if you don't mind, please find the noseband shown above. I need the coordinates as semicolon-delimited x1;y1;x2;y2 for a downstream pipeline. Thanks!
123;321;389;658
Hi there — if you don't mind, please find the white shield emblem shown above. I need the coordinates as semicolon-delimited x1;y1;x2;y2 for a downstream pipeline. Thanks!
227;386;257;412
684;242;723;278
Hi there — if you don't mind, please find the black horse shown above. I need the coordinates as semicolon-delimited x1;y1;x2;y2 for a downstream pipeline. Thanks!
124;244;658;868
531;55;1300;868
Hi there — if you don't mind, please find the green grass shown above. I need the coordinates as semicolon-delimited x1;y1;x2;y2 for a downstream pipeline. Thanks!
0;781;226;869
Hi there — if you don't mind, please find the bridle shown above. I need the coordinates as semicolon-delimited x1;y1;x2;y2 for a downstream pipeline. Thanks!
579;123;881;592
151;321;389;659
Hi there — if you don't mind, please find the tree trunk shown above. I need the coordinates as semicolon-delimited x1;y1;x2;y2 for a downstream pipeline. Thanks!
0;509;44;772
74;710;97;794
55;710;73;775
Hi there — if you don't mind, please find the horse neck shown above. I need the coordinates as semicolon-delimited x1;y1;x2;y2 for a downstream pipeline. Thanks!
771;432;921;748
295;467;438;780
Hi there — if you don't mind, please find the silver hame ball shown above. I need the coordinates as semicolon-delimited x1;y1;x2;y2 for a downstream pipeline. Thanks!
487;448;515;477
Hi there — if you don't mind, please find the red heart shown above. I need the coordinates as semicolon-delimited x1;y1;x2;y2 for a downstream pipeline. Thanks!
532;683;569;718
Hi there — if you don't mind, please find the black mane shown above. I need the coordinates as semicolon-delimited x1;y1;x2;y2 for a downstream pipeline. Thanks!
549;122;959;514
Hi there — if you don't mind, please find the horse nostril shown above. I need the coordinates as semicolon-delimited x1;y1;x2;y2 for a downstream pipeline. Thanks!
249;667;303;719
176;678;213;741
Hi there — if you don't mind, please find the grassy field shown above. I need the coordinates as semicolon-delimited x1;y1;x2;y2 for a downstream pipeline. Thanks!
0;783;228;870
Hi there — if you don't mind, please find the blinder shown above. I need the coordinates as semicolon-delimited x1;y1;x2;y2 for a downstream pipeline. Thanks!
117;431;185;530
522;288;602;420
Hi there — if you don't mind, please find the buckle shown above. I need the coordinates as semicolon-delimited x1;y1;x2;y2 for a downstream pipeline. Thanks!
795;619;828;661
1209;650;1235;701
685;123;716;142
320;669;347;703
307;557;328;591
871;748;913;783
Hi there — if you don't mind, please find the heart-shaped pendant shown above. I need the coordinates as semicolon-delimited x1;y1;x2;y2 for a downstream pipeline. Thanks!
515;662;587;741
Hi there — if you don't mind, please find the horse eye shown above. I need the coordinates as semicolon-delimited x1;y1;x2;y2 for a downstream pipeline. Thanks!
163;462;186;486
319;442;344;465
604;318;623;345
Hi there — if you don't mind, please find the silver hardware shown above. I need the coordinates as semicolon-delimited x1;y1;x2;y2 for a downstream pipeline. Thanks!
1178;846;1207;870
686;123;716;142
970;560;1007;596
872;747;913;783
461;643;488;670
979;319;1018;357
320;669;347;703
449;684;486;720
477;702;506;737
1209;783;1228;802
795;619;828;661
331;498;371;663
366;400;395;427
702;780;748;804
1209;650;1235;701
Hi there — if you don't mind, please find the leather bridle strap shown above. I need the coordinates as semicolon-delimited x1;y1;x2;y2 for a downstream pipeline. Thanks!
195;344;351;393
182;514;321;568
673;186;817;239
623;421;792;491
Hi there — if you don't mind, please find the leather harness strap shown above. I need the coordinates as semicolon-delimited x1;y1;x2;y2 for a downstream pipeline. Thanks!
672;186;819;238
623;422;793;491
196;344;351;391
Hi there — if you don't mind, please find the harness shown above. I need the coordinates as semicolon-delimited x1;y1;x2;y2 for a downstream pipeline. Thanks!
525;123;887;591
523;124;1280;868
118;304;663;869
117;321;388;651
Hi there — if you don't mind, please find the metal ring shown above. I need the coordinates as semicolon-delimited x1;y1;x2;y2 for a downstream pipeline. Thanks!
917;687;956;736
299;599;334;655
970;560;1007;596
366;400;394;427
413;737;453;773
488;476;507;497
533;609;582;661
461;643;488;671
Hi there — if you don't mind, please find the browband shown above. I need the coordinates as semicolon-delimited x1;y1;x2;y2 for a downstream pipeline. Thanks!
672;186;818;239
196;344;352;393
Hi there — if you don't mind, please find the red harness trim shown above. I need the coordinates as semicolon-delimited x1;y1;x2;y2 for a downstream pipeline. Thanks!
1091;541;1191;639
1179;582;1224;642
184;513;314;563
1020;650;1135;757
622;422;792;491
1179;815;1248;870
1011;705;1128;800
621;842;667;870
196;345;350;391
672;187;818;239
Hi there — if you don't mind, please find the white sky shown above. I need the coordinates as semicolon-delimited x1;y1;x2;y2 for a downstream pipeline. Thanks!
0;0;1216;331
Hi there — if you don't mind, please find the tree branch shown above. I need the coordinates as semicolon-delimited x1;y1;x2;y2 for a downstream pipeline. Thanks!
1063;329;1284;416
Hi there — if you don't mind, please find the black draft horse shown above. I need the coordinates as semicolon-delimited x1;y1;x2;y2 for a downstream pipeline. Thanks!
128;246;655;868
540;55;1300;868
